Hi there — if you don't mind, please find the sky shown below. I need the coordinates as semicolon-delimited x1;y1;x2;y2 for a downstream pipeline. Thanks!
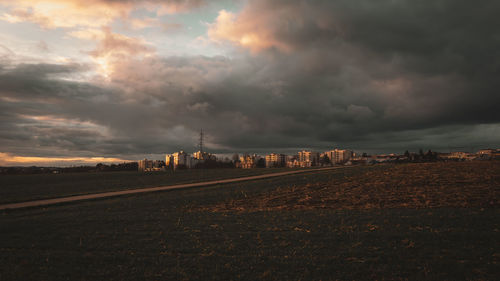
0;0;499;166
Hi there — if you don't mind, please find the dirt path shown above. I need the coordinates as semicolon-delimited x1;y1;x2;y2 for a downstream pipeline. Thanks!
0;167;343;211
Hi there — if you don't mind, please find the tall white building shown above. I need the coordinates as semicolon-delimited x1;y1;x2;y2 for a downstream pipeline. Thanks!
138;159;153;171
239;154;262;169
325;149;353;164
166;150;192;169
265;153;286;167
298;150;319;167
165;154;174;168
138;159;164;172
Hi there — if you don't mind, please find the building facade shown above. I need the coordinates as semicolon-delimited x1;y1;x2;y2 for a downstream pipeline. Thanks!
138;159;164;172
165;151;192;169
325;149;353;164
193;151;216;161
265;153;286;168
298;150;320;167
240;154;262;169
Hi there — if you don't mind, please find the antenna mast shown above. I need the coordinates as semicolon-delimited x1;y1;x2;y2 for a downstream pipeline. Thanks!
199;129;204;154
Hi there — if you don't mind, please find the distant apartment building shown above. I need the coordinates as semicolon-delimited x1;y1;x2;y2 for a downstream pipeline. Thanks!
478;149;495;155
240;154;262;169
138;159;153;171
165;150;215;170
138;159;164;172
265;153;286;168
166;150;194;169
438;151;478;161
493;150;500;160
193;151;216;161
451;151;468;159
443;151;471;160
325;149;353;164
298;150;320;167
173;151;190;167
165;154;174;168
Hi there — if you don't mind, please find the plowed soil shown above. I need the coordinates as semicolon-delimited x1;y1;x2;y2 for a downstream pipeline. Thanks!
203;161;500;212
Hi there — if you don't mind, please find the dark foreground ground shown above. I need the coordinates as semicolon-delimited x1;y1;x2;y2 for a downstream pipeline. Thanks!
0;168;296;204
0;162;499;280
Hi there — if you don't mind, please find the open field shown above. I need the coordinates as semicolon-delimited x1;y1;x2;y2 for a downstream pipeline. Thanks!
0;168;298;204
0;167;343;211
1;162;499;280
203;162;500;212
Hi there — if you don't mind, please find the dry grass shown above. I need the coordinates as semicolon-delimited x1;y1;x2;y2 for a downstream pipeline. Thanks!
202;161;500;212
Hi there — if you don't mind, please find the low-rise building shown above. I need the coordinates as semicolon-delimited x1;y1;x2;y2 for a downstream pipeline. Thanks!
439;151;477;161
478;149;496;155
493;150;500;160
450;151;468;159
476;149;499;160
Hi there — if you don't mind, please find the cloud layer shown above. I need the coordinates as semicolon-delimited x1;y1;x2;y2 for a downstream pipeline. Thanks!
0;0;205;28
1;0;500;164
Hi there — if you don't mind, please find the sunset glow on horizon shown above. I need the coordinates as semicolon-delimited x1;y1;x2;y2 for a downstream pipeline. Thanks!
0;152;132;167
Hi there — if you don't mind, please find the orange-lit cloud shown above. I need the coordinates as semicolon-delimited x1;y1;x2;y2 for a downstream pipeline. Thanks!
153;0;205;15
0;0;196;80
0;0;125;28
0;152;131;166
207;1;345;54
68;27;155;78
90;28;155;78
89;28;155;58
0;0;204;29
68;28;107;40
129;17;159;30
208;9;292;53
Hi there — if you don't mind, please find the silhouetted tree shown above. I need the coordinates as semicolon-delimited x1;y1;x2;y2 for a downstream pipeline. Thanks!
425;150;438;161
232;153;240;163
256;158;266;168
415;149;424;161
404;150;410;158
320;154;330;165
96;163;108;171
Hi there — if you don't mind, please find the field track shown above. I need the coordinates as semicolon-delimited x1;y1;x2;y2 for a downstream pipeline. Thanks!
0;166;343;211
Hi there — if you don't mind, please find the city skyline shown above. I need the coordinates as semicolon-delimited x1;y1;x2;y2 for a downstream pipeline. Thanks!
1;0;500;166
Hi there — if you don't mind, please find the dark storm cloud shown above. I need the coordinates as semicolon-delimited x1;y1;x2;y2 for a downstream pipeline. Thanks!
0;61;198;157
205;0;500;150
1;0;499;160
